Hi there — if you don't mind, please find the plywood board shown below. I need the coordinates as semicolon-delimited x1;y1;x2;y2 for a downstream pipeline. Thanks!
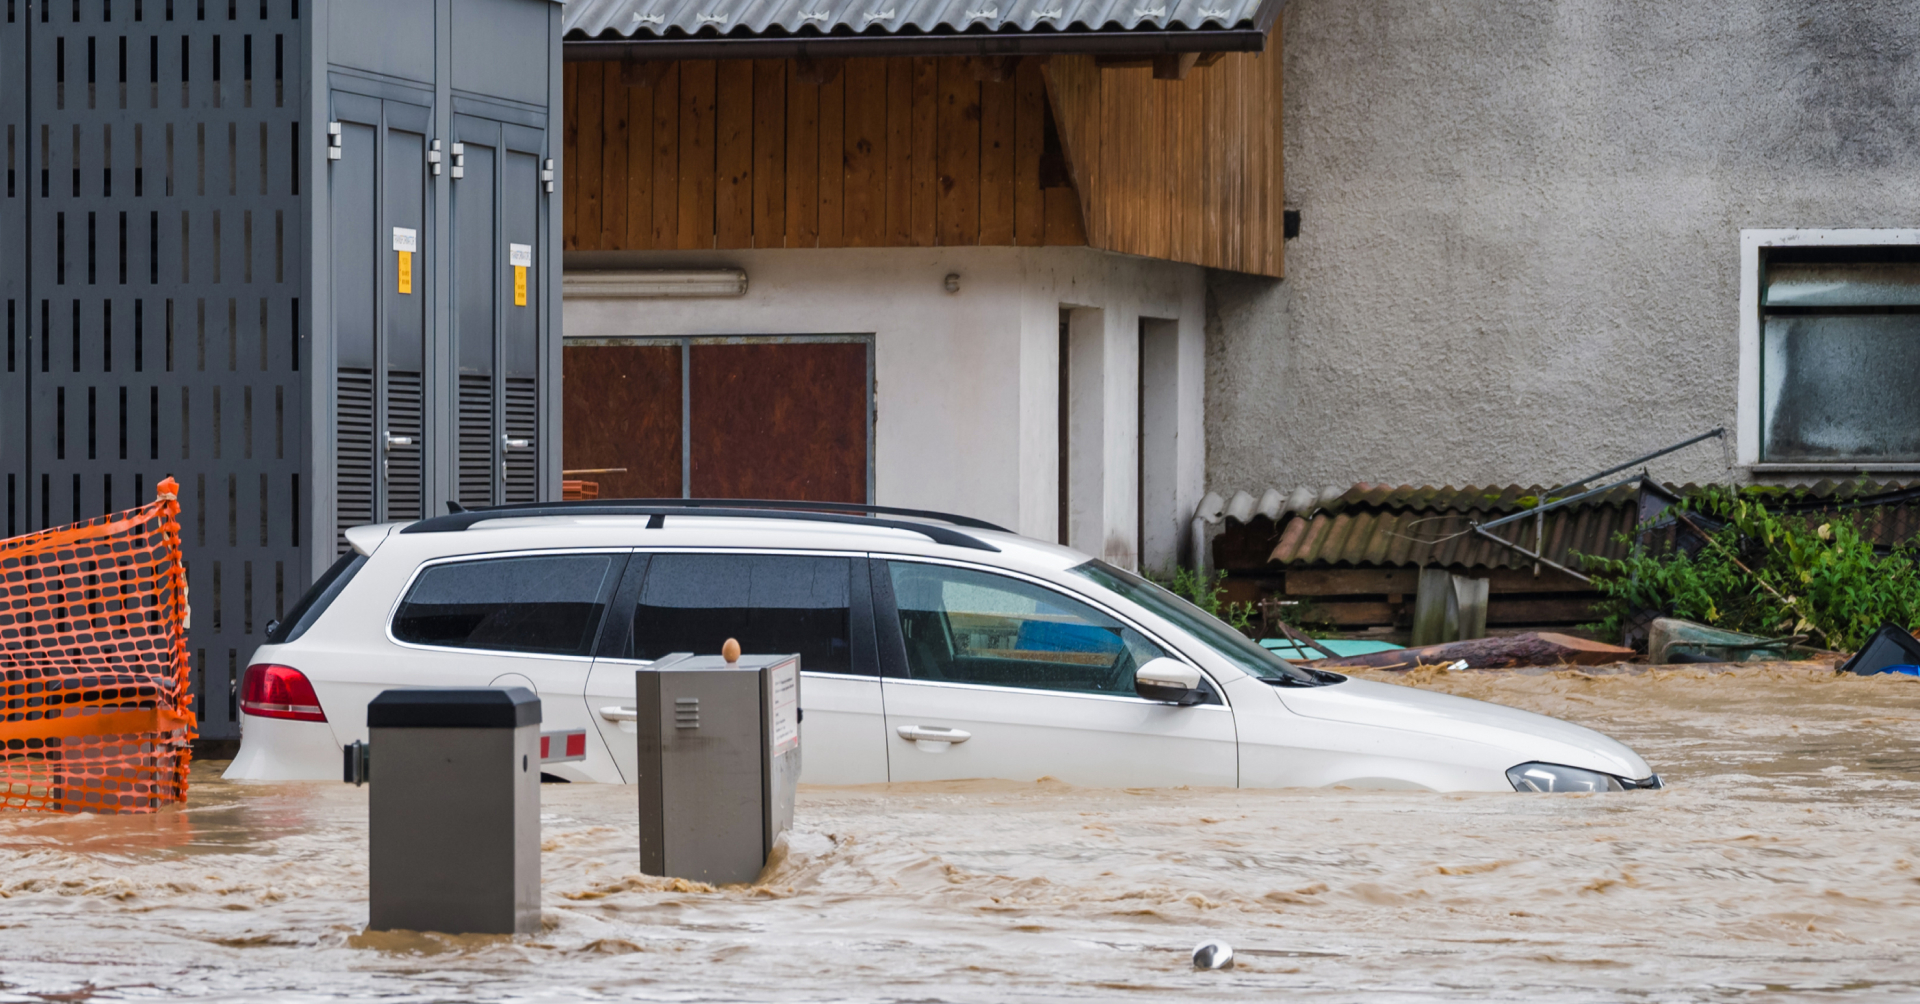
688;343;868;503
562;344;684;499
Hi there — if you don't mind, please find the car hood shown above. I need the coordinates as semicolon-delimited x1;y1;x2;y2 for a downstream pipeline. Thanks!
1273;677;1653;781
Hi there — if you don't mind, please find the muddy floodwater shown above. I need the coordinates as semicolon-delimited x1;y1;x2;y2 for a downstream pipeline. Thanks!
0;665;1918;1002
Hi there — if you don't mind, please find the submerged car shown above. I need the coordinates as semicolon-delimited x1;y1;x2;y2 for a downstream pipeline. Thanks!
226;500;1660;793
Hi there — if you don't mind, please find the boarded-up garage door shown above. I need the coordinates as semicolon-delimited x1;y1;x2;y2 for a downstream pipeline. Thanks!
563;336;872;503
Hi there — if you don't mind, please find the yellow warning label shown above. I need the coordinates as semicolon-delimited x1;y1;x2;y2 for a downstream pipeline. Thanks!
513;265;527;306
398;250;413;294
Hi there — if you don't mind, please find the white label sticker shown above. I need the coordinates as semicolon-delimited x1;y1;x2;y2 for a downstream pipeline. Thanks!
768;660;799;755
392;227;417;253
508;243;533;268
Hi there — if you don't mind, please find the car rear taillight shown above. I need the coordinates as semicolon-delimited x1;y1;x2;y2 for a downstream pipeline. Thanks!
239;663;328;722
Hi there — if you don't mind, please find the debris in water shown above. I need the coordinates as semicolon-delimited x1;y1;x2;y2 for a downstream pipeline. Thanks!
1304;631;1634;670
1192;940;1234;970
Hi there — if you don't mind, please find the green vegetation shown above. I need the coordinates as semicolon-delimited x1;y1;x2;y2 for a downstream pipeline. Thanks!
1153;568;1259;636
1583;488;1920;651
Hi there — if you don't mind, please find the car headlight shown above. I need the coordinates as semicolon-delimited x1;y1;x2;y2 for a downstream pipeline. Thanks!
1506;762;1662;793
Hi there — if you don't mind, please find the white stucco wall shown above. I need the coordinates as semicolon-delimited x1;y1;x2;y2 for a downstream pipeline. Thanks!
563;246;1206;571
1207;0;1920;495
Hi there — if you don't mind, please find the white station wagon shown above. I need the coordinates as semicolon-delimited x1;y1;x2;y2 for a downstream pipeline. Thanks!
226;501;1661;793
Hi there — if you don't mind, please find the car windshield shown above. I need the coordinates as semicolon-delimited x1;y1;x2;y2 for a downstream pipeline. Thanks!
1067;560;1332;687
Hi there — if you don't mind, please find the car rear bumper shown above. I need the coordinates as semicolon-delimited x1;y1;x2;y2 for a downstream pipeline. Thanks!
223;714;342;781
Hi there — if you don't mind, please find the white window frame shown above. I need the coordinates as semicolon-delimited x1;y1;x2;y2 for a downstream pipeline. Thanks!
1739;227;1920;473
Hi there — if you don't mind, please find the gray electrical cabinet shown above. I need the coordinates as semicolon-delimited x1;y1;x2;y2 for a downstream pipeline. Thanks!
366;686;541;935
636;654;803;885
0;0;565;738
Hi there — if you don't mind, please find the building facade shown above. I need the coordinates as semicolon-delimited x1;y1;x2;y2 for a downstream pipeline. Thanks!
1207;0;1920;499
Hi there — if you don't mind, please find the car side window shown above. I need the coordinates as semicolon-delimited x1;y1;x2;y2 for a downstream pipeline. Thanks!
392;554;617;656
885;562;1164;696
631;554;855;674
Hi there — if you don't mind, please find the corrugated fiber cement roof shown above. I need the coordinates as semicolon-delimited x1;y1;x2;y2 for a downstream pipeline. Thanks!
564;0;1276;41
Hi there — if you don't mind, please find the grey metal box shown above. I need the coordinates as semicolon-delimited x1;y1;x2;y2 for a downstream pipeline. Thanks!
636;654;802;885
367;687;541;935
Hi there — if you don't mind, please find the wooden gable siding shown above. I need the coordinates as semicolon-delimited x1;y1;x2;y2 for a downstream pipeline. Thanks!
1043;48;1284;278
563;57;1086;252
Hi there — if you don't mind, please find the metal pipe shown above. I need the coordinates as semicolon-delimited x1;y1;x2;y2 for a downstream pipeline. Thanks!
564;29;1269;61
1468;526;1592;583
1476;472;1646;532
1544;427;1725;498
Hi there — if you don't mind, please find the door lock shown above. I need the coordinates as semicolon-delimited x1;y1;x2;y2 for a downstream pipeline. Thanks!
384;432;414;452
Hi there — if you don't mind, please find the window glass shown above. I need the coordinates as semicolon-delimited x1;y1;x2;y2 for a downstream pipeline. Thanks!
268;552;366;644
886;562;1163;695
393;554;616;656
1067;559;1326;686
1760;252;1920;463
632;554;854;673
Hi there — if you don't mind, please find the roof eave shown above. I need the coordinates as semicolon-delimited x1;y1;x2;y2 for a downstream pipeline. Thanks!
562;27;1269;61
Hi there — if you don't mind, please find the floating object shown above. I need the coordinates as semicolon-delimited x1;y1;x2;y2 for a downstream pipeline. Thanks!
1837;623;1920;676
1648;617;1813;664
1192;940;1235;970
1304;632;1634;671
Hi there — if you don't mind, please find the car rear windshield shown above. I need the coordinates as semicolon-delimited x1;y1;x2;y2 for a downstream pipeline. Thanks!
266;552;368;644
1066;560;1326;686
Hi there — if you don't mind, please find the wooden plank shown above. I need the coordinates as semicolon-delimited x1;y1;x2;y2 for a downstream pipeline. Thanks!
752;58;786;248
816;66;845;247
1285;569;1422;596
978;73;1015;245
1040;56;1099;249
840;58;887;247
715;61;754;249
784;60;819;248
884;57;913;245
650;64;680;248
909;57;937;247
1268;35;1285;278
935;59;979;246
677;60;717;250
600;61;629;251
1042;186;1085;245
625;73;654;249
575;60;604;251
562;62;579;250
1012;57;1044;246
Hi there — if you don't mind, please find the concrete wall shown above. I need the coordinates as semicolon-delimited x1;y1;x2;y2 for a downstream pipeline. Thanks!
1207;0;1920;495
563;246;1206;571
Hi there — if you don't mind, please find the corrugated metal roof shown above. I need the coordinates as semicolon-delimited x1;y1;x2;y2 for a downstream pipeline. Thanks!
563;0;1275;41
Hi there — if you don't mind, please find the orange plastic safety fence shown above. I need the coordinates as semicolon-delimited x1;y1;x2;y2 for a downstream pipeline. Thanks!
0;477;195;814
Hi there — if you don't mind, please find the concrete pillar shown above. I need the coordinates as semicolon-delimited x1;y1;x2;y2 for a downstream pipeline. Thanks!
1139;318;1182;575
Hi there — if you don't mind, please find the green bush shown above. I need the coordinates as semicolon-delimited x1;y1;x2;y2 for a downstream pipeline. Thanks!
1151;568;1259;635
1583;488;1920;651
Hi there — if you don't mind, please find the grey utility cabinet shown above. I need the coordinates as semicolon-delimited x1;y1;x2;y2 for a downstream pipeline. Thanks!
0;0;564;738
636;654;803;885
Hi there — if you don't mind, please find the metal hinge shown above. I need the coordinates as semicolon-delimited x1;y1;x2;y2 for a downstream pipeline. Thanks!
327;121;342;161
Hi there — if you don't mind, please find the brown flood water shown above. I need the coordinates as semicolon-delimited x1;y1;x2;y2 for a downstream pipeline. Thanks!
0;664;1917;1002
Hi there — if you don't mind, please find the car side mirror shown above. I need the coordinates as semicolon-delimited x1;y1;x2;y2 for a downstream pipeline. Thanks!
1135;657;1205;705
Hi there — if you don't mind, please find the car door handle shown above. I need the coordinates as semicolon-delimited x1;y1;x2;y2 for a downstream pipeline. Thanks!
897;725;971;745
600;706;638;722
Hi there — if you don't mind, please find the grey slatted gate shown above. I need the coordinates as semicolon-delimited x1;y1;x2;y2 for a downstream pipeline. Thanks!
0;0;562;741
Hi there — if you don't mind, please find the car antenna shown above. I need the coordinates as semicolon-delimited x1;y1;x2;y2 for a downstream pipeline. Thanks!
445;500;468;514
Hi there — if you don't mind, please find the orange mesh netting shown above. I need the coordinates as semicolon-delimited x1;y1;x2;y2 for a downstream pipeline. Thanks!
0;478;195;813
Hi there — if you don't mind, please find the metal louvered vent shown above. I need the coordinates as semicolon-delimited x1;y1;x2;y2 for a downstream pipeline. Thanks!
384;370;424;520
336;368;376;550
458;373;496;508
503;376;538;504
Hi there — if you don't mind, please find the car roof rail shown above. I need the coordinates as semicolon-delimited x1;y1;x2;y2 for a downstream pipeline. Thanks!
402;500;1003;552
441;497;1010;532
